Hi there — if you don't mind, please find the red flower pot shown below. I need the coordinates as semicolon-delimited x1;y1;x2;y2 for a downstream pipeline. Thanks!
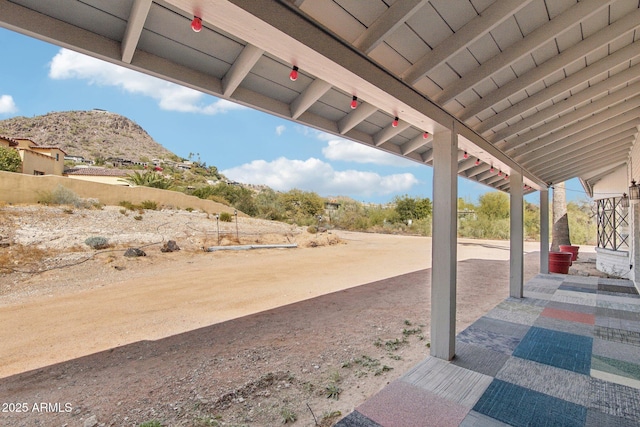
559;245;579;261
549;251;572;274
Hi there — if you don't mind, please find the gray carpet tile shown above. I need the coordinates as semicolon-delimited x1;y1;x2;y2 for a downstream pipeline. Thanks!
598;293;640;306
598;278;635;287
588;378;640;422
553;289;597;307
597;299;640;313
459;411;512;427
451;341;510;377
464;317;531;338
586;409;640;427
596;306;640;321
546;300;596;314
559;284;597;294
402;357;493;408
484;307;540;326
594;325;640;346
596;316;640;333
534;316;595;337
457;327;524;355
496;357;591;406
523;290;557;301
565;276;599;286
334;411;382;427
593;338;640;365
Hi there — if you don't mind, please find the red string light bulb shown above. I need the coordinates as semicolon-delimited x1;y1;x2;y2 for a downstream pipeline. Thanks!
289;66;299;81
423;132;429;139
463;152;468;159
350;96;358;109
475;158;480;166
191;16;202;32
392;117;399;127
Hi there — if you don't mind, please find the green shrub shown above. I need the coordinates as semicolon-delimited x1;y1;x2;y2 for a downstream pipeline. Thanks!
84;236;109;250
219;212;232;222
140;200;158;210
307;225;318;234
139;421;163;427
0;146;21;172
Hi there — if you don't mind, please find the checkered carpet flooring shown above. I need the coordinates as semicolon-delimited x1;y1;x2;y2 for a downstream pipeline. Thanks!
336;274;640;427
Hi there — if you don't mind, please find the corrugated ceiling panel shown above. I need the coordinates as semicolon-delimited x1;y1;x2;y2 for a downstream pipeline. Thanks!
611;0;640;20
585;45;611;67
334;0;388;27
406;3;452;47
490;67;517;87
467;33;501;64
299;0;363;43
545;0;578;21
454;89;480;109
385;24;430;64
563;59;586;78
513;0;548;37
473;77;499;98
443;99;466;115
430;0;478;32
543;69;566;88
447;49;480;77
369;43;412;75
510;54;537;77
487;16;523;52
530;40;559;66
555;26;583;53
582;10;611;39
413;77;442;98
426;64;459;90
470;0;496;14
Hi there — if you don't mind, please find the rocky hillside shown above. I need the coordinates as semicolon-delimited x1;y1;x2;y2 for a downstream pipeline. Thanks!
0;110;175;162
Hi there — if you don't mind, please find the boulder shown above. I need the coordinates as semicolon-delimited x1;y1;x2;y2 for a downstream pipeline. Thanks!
124;247;146;257
161;240;180;253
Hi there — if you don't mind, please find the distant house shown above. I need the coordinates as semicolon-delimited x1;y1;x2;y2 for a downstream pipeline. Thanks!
64;167;133;186
0;136;65;175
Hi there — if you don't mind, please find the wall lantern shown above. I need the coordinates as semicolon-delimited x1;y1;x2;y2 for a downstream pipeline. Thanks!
629;180;640;201
621;193;629;208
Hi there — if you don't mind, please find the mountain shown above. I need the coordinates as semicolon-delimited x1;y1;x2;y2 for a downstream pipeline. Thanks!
0;110;176;162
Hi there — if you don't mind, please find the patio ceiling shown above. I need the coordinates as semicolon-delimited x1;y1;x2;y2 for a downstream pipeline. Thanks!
1;0;639;194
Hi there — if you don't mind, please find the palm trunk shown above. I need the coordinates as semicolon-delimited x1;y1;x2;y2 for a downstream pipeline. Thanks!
551;181;571;251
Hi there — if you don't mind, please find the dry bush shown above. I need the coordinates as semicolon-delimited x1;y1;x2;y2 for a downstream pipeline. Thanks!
0;244;49;273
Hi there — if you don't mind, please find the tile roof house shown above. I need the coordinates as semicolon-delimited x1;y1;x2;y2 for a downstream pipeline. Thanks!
1;137;66;176
63;167;133;186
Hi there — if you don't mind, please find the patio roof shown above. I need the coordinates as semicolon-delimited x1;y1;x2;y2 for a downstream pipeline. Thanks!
1;0;638;194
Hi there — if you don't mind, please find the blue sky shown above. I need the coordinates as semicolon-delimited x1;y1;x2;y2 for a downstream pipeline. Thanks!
0;28;589;205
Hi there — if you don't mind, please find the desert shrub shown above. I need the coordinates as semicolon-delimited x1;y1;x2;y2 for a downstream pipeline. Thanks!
84;236;109;250
119;200;137;211
38;185;89;208
219;212;232;222
185;207;194;212
207;195;230;206
139;200;158;210
138;421;162;427
134;215;143;221
307;225;318;234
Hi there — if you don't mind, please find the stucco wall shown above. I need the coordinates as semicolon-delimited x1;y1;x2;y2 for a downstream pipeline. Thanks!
0;171;238;215
66;175;131;186
19;150;58;175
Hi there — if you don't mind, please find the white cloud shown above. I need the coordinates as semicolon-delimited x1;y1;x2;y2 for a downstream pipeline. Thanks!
49;48;245;115
322;138;416;167
222;157;418;197
275;125;286;136
0;95;17;114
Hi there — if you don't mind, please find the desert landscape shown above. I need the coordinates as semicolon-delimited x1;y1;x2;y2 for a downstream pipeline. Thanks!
0;204;596;426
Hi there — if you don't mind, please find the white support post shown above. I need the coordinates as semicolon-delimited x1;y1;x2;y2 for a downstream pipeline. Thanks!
430;128;458;360
540;189;549;274
510;171;524;298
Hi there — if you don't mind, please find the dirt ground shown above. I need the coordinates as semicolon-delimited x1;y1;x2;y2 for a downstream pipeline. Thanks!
0;205;599;427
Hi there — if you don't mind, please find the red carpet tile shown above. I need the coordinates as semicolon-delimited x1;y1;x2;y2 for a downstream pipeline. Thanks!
541;307;595;325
